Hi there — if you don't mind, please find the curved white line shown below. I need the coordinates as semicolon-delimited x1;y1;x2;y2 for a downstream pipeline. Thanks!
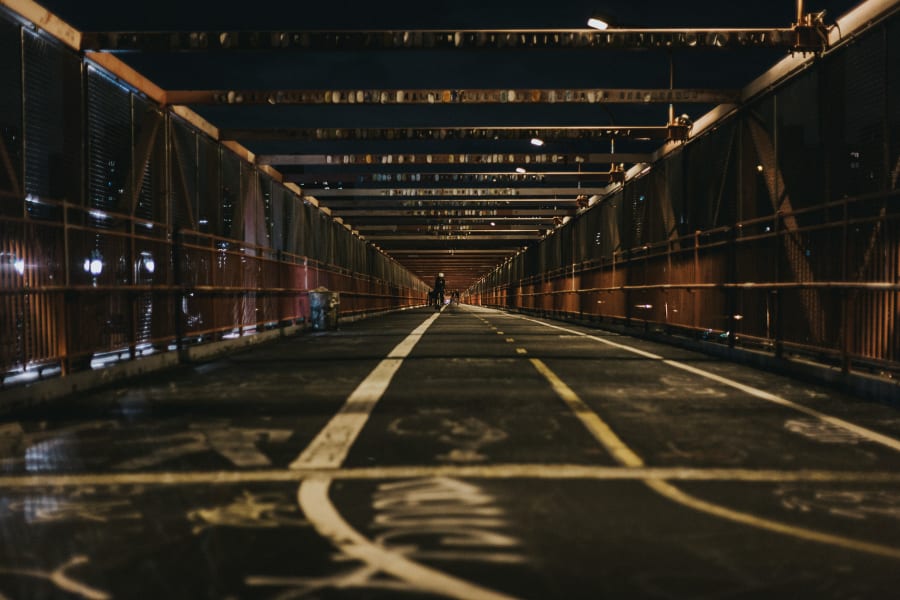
298;477;519;600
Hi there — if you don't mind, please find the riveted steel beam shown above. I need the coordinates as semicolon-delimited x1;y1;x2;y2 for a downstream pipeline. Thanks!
80;28;808;52
259;153;651;166
330;209;574;218
220;126;670;142
287;171;613;184
305;186;609;197
165;87;740;106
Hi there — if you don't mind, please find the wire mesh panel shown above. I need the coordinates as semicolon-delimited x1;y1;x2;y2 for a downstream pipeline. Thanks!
890;17;900;191
0;10;479;384
86;67;131;214
472;14;899;378
220;149;240;239
24;30;80;207
0;19;22;211
197;134;219;234
133;96;166;224
170;117;198;230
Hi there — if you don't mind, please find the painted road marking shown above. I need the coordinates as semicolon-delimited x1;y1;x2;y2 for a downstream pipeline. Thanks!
515;348;528;355
290;310;518;600
298;477;518;600
531;359;643;468
3;465;900;488
528;356;900;560
518;315;900;453
642;478;900;561
289;312;440;470
505;338;515;343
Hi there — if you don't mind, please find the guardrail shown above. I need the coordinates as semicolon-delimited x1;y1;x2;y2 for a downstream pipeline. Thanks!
0;199;425;387
470;191;900;379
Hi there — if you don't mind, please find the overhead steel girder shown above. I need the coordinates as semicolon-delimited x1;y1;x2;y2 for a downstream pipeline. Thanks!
258;153;651;166
319;199;583;208
288;172;613;184
220;126;670;142
306;186;608;197
343;219;562;227
356;224;543;231
80;28;813;52
166;88;740;106
391;249;515;255
364;234;543;241
329;210;574;219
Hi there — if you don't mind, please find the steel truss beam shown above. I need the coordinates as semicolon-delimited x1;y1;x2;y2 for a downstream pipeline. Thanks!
287;171;612;184
220;126;670;142
320;198;582;207
306;186;608;197
80;27;817;52
166;88;739;106
332;211;572;217
259;153;650;166
356;224;542;231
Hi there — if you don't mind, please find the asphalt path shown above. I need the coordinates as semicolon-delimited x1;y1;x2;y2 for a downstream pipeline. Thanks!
1;304;900;599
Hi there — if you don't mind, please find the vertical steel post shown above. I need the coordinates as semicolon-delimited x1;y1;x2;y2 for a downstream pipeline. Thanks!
19;26;25;220
127;93;137;361
773;211;783;358
773;95;783;358
841;170;851;372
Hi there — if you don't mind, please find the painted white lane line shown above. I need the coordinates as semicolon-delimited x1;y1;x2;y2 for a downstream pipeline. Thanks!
289;312;440;470
2;465;900;488
518;315;900;452
661;359;900;452
292;312;520;600
298;477;519;600
528;357;900;561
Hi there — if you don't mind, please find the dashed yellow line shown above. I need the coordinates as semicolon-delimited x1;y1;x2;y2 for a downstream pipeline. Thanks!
527;356;900;561
516;348;528;355
505;338;515;343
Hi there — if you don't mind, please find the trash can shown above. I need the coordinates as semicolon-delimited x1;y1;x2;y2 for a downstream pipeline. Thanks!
309;287;340;330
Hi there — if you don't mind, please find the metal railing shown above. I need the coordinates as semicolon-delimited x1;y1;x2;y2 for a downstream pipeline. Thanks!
0;199;426;385
470;191;900;378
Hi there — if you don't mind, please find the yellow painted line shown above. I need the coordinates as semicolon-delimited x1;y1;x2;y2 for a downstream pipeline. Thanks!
516;348;528;355
519;315;900;453
528;356;900;561
496;331;504;335
530;358;644;467
506;338;515;343
644;479;900;560
3;465;900;488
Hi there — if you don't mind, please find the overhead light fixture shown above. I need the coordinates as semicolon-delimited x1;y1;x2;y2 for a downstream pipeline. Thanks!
515;167;527;174
530;137;545;147
587;18;609;30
